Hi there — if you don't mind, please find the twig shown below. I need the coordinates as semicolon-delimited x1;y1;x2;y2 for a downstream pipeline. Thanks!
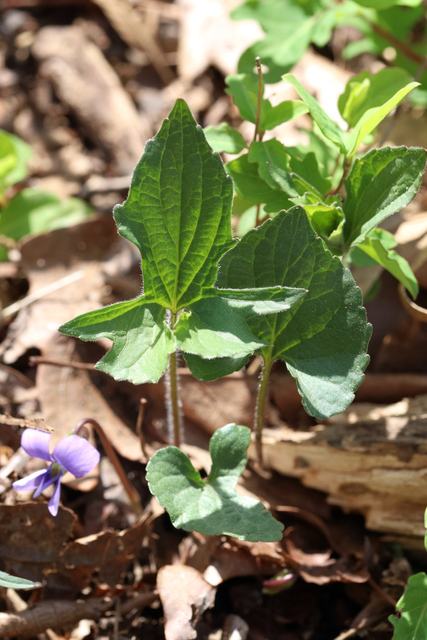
0;272;83;321
30;357;96;371
75;418;143;516
253;57;263;143
135;398;149;460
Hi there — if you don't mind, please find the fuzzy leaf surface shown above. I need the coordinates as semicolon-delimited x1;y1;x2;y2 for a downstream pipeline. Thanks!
343;146;426;250
146;424;284;542
390;572;427;639
216;207;371;418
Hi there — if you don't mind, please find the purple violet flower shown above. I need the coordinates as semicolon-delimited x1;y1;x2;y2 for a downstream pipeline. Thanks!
13;429;100;516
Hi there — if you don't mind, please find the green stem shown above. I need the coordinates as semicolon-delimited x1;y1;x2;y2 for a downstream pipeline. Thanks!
254;357;273;468
167;312;182;447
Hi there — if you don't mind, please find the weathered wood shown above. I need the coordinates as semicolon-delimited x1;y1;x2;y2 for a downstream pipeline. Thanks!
254;395;427;547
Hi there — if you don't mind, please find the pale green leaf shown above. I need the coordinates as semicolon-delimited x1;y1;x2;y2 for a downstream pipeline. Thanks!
350;229;418;298
282;74;346;153
146;424;284;542
216;207;371;419
0;131;32;192
339;68;415;128
390;572;427;639
343;146;426;250
204;123;247;154
346;81;420;156
0;570;36;590
262;100;309;130
60;300;175;384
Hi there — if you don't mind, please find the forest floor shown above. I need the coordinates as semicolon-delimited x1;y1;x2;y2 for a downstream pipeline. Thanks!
2;1;427;639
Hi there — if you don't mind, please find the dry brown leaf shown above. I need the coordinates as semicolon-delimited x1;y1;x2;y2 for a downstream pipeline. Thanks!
203;539;285;586
157;565;215;640
32;25;148;172
176;0;263;80
0;502;146;591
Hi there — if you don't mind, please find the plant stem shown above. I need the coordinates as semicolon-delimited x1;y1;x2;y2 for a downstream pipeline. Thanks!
254;357;273;468
75;418;143;516
167;312;182;448
253;56;263;143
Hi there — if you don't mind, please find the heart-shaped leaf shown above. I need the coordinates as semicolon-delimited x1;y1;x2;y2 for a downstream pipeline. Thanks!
146;424;284;542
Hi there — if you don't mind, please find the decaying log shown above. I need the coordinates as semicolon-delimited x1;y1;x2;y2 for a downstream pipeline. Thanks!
254;395;427;547
0;598;112;638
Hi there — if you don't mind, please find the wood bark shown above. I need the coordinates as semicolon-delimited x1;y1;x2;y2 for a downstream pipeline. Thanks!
254;394;427;547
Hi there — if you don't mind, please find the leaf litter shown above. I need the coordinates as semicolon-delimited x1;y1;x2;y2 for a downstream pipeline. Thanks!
1;2;427;639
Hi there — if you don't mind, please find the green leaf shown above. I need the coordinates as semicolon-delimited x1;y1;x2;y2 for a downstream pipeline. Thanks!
0;189;93;260
390;572;427;639
354;0;422;7
184;353;250;381
233;1;332;84
262;100;309;130
225;74;308;132
349;229;418;298
204;123;247;154
339;68;415;128
342;146;426;250
175;286;307;360
146;423;284;542
113;100;234;311
0;131;32;193
226;154;292;211
60;299;175;384
216;207;371;419
61;100;304;384
345;78;419;157
282;74;346;153
0;570;36;590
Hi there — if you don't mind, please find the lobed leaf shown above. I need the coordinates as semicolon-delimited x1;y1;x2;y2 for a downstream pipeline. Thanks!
146;424;284;542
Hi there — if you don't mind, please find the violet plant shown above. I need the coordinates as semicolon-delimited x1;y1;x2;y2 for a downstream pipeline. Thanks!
13;429;100;516
55;62;425;541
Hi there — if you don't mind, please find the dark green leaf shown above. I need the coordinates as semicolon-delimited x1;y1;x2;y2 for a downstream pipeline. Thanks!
146;423;284;541
343;146;426;250
216;207;371;418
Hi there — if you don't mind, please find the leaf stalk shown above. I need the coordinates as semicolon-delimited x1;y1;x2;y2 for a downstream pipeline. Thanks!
254;357;273;468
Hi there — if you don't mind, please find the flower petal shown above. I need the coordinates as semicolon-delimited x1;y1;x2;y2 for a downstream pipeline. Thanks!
52;435;100;478
48;478;62;516
13;469;47;492
33;466;60;498
21;429;51;462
